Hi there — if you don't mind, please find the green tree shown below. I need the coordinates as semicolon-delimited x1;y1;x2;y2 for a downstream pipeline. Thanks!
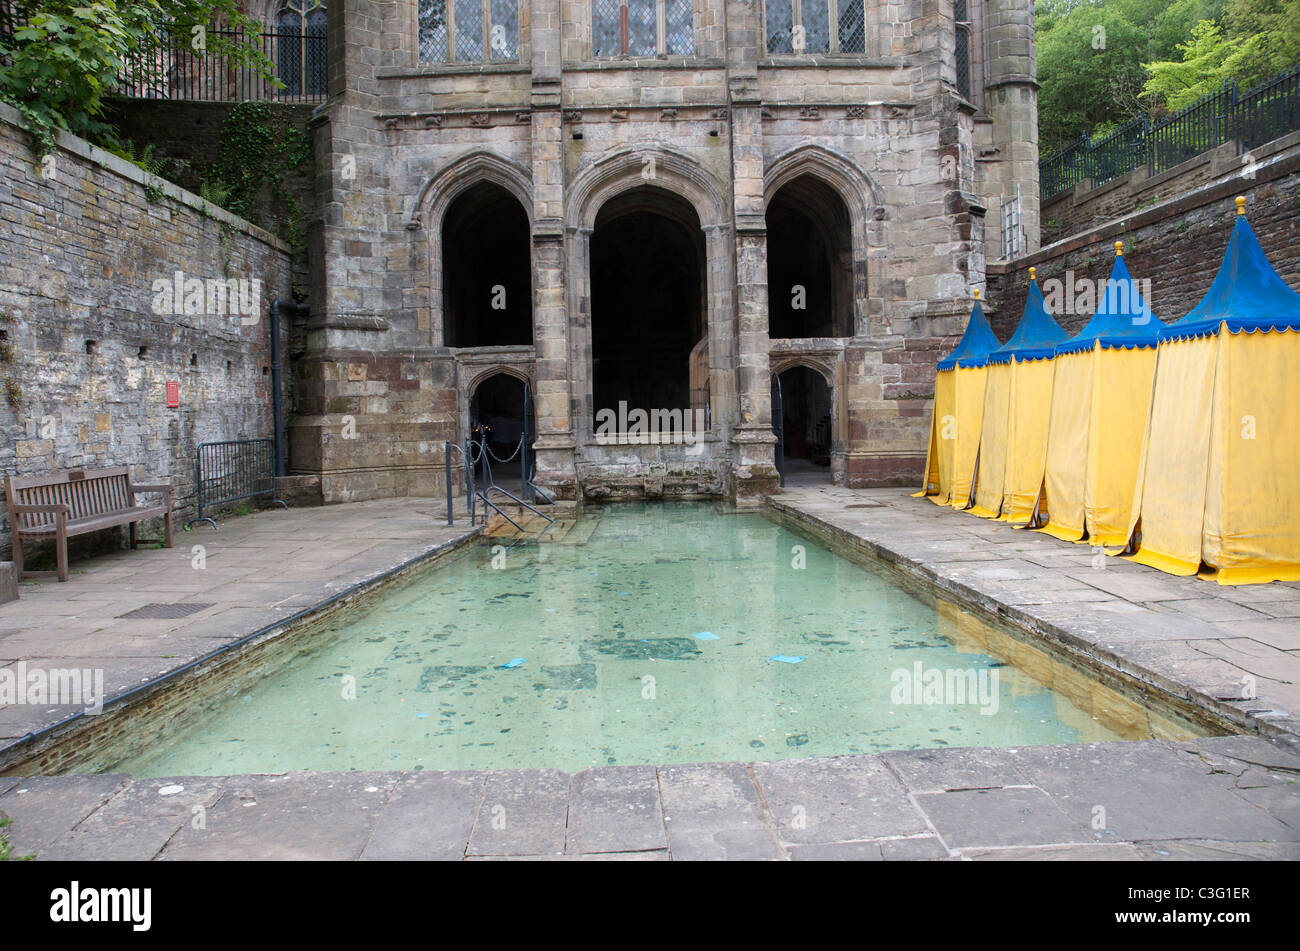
1142;20;1237;112
0;1;272;156
1139;0;1300;113
1036;0;1228;156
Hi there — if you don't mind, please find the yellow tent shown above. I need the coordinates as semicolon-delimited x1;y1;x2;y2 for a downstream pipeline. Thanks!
1126;200;1300;584
916;293;1001;507
969;269;1069;521
1039;243;1161;546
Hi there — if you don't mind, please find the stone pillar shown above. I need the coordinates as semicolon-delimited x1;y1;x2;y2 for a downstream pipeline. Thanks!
528;0;577;498
983;0;1040;254
724;2;779;503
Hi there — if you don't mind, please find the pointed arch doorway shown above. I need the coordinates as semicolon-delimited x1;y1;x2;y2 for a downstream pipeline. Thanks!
772;365;834;486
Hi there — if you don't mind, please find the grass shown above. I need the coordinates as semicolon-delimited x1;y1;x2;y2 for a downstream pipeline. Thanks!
0;815;35;862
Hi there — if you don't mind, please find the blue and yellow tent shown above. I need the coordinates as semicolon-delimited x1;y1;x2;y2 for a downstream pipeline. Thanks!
1127;198;1300;584
970;268;1070;522
917;291;1001;507
1040;243;1162;545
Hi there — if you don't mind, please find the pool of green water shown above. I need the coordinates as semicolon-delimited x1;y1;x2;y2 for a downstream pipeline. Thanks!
116;502;1128;776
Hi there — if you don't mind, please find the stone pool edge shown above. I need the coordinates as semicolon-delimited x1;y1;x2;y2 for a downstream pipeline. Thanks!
0;525;485;777
764;496;1300;755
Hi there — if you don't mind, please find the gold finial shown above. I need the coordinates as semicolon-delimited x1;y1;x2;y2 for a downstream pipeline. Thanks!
973;289;980;300
1115;240;1124;256
1029;266;1036;281
1236;196;1247;216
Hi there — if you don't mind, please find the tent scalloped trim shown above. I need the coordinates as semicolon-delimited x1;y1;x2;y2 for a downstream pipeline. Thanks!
1159;318;1300;344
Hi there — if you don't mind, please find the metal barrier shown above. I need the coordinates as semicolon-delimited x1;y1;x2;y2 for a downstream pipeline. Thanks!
186;439;287;530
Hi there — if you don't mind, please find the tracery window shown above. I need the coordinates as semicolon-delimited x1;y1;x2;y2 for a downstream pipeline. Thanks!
276;0;327;96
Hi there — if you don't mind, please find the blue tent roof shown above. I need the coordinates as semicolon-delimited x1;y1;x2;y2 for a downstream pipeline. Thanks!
1056;253;1162;355
980;279;1069;366
1161;213;1300;342
938;300;1001;371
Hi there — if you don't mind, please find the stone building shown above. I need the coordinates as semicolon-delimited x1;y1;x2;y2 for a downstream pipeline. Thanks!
290;0;1040;506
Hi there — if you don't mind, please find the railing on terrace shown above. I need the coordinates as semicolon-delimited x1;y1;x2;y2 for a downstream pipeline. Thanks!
1041;65;1300;201
121;25;327;103
0;3;327;104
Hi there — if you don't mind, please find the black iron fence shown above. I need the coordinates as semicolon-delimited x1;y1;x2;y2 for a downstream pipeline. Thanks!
120;24;327;103
1041;65;1300;200
0;3;327;104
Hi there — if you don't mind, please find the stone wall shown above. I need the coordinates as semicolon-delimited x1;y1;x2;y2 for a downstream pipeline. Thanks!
104;98;316;285
0;102;294;562
987;140;1300;340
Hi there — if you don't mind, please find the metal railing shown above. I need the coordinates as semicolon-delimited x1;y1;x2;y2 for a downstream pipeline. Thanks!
1041;65;1300;200
187;439;287;530
119;25;327;103
0;4;327;104
445;435;554;536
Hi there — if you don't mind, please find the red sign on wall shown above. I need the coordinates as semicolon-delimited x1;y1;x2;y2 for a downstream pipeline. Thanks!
166;382;180;408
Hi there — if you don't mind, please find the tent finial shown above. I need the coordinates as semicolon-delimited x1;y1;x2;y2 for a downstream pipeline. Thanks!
1236;196;1247;216
1029;266;1036;282
973;289;980;300
1115;240;1123;256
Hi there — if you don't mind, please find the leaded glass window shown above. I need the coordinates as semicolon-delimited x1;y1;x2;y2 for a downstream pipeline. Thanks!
593;0;694;57
418;0;518;63
954;0;972;101
275;1;327;97
765;0;868;55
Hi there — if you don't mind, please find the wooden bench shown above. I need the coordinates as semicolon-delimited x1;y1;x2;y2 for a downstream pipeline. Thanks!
5;467;174;582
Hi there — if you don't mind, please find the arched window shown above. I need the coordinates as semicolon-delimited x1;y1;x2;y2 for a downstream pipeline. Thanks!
275;0;327;98
419;0;519;63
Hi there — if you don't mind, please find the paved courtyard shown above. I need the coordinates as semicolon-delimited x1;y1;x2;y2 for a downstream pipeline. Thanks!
0;736;1295;860
0;488;1297;860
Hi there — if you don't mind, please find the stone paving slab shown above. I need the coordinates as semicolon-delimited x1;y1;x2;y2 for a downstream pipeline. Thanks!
0;501;480;759
767;487;1300;750
2;738;1295;860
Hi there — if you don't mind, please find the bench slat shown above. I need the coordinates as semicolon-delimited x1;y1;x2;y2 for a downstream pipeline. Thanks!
17;505;166;537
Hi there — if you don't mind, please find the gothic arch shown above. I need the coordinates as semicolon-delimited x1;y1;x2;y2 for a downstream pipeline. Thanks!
458;364;536;450
567;146;728;231
565;147;733;444
771;356;843;484
465;364;534;396
409;150;533;231
410;151;534;347
770;355;834;387
765;145;883;336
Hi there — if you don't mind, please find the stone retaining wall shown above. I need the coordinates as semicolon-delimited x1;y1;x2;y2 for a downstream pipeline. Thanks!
988;140;1300;340
0;102;294;562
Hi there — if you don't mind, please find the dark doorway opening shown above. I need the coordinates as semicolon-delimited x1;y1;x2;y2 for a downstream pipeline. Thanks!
470;373;530;470
444;182;532;348
774;366;833;483
591;187;705;425
766;175;854;338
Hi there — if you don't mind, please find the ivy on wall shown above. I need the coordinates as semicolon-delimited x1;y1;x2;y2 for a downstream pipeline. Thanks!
202;101;312;253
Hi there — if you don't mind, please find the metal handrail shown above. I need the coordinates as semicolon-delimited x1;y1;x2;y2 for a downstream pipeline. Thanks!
444;440;478;526
471;435;555;535
445;433;556;534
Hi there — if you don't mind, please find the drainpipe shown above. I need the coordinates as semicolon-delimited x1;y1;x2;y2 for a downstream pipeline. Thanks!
268;300;309;477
